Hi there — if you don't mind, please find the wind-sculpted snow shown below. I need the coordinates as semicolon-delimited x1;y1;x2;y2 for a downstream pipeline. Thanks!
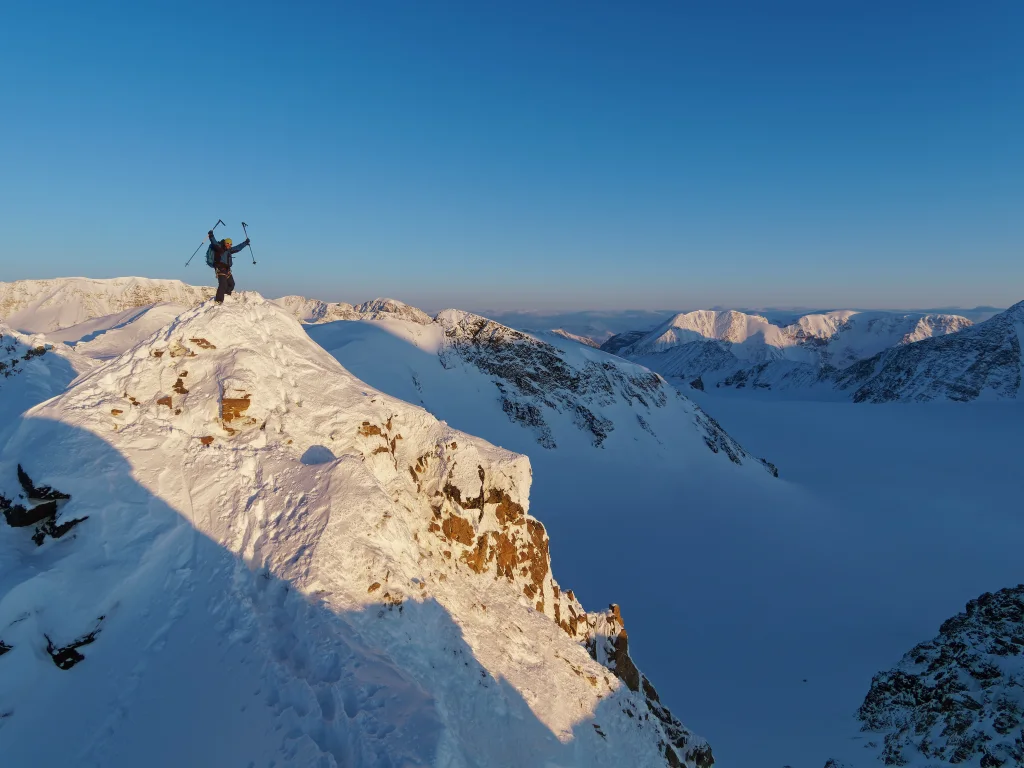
829;584;1024;767
834;301;1024;402
0;295;710;767
606;309;972;394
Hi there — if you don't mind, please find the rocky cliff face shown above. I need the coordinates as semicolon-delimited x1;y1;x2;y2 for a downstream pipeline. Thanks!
0;295;711;767
830;585;1024;767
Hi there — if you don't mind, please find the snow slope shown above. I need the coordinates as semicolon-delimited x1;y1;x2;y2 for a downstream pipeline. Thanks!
608;310;972;392
547;329;601;348
0;324;91;429
829;584;1024;767
42;303;189;361
834;301;1024;402
684;393;1024;767
0;294;710;768
0;277;212;333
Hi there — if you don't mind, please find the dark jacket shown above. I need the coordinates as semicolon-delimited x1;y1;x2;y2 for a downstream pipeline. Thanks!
207;232;248;271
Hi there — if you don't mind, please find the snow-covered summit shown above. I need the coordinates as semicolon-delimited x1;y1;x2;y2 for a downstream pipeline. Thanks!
0;294;711;767
356;298;433;325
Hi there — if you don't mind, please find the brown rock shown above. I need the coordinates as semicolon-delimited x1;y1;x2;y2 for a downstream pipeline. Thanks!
222;397;250;422
189;337;216;350
368;582;381;593
442;514;474;546
488;489;525;525
172;377;189;394
110;409;123;416
156;396;172;408
200;436;214;446
464;535;489;573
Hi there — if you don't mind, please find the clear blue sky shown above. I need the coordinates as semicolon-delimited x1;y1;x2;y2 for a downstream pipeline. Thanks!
1;1;1021;311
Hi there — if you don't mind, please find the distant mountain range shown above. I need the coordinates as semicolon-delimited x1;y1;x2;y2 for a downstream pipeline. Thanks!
600;304;1023;402
480;307;1005;345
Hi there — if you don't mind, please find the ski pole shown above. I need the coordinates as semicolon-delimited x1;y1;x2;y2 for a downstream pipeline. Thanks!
241;221;256;264
185;219;225;266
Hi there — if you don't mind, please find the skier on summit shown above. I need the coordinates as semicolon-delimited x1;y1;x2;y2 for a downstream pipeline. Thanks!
206;230;250;304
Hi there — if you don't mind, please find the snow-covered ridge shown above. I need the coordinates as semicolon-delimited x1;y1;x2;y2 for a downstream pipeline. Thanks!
546;329;601;348
834;300;1024;402
0;295;711;767
830;584;1024;766
0;277;213;333
271;296;432;326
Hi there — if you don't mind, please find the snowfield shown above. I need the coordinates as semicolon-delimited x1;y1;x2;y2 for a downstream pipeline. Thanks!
0;294;712;768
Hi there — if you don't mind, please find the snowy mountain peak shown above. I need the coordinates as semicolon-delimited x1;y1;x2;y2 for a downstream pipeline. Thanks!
0;294;711;767
355;298;433;324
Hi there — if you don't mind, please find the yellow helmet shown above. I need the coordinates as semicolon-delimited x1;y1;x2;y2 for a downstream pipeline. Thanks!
223;238;233;247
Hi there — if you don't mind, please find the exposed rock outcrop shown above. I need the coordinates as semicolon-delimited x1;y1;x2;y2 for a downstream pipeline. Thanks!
832;584;1024;766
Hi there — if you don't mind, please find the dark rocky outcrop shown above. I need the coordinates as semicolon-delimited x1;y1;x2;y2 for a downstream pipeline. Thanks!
44;617;104;670
0;331;49;380
600;329;649;356
845;584;1024;766
0;464;84;545
438;312;667;449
